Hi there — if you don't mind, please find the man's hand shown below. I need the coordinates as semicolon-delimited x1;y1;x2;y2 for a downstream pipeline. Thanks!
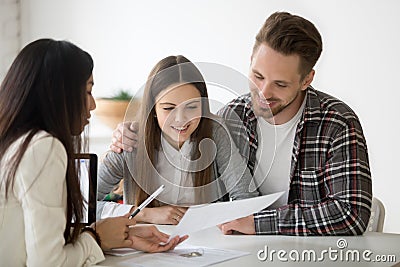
218;215;256;235
128;225;188;253
110;121;138;153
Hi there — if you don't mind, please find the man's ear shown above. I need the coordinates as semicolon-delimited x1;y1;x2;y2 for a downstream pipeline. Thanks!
301;69;315;91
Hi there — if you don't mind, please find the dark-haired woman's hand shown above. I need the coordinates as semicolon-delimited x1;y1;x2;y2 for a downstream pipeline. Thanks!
128;225;188;253
93;216;136;250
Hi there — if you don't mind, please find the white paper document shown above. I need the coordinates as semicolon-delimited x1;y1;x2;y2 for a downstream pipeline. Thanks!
168;191;284;241
104;248;141;256
116;245;249;267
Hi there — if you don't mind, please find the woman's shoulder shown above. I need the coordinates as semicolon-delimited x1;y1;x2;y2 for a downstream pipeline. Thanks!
17;130;67;168
13;131;68;192
208;115;230;137
7;130;65;157
28;130;65;155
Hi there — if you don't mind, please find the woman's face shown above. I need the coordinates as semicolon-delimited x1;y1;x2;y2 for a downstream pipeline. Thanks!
155;84;202;149
82;74;96;131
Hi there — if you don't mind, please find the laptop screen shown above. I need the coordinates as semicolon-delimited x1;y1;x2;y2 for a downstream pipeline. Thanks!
75;153;97;225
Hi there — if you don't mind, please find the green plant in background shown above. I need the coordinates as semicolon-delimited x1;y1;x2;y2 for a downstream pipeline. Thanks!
109;89;133;100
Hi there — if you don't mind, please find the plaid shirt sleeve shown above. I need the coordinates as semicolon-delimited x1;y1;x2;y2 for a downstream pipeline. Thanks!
254;90;372;236
217;94;258;175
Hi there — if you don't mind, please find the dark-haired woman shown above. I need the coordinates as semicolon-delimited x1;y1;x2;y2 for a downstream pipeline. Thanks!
0;39;184;267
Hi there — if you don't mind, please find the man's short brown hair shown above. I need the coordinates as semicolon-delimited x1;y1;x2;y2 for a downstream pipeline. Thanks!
253;12;322;79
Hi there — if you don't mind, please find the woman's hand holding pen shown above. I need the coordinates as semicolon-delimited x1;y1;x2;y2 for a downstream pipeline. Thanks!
136;206;187;225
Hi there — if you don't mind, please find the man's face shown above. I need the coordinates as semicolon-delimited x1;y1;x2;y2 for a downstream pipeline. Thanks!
248;43;313;124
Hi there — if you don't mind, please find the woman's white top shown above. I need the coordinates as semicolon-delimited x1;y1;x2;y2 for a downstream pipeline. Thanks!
0;131;104;267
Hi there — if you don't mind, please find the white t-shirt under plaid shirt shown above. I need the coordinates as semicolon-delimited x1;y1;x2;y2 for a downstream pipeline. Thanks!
254;95;306;209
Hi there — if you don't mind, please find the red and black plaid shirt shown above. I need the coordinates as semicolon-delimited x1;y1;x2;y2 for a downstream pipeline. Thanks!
218;87;372;235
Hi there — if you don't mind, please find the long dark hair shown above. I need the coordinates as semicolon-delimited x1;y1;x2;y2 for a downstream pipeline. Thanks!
133;55;214;207
0;39;93;243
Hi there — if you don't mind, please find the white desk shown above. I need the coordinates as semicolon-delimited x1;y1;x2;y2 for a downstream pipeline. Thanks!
99;226;400;266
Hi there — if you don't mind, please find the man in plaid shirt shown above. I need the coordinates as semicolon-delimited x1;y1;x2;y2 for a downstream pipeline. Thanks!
111;12;372;236
218;12;372;236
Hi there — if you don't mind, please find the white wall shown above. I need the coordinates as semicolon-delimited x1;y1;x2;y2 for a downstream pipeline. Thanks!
0;0;20;81
16;0;400;233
